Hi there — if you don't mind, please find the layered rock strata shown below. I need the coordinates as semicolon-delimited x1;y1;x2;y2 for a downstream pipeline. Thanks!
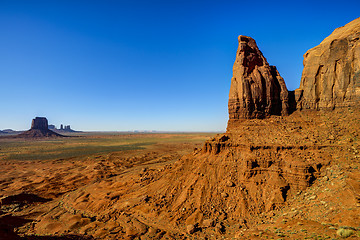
228;36;290;127
296;17;360;109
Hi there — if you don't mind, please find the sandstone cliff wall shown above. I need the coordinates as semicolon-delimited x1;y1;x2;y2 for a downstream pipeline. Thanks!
296;17;360;109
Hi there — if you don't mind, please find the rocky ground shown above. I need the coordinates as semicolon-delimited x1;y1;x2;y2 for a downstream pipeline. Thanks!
0;109;359;239
0;134;213;239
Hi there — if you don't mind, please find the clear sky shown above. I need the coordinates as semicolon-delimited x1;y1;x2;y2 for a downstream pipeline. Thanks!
1;0;359;131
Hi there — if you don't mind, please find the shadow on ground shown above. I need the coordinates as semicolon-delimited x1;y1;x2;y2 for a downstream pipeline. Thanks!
1;193;51;205
0;213;93;240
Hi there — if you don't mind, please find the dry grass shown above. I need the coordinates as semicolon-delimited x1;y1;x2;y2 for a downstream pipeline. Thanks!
0;132;217;161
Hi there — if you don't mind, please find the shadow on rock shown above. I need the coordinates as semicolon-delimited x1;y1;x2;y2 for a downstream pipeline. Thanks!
1;193;51;206
0;214;32;240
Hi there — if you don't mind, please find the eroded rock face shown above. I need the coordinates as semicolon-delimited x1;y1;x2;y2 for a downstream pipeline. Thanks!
296;17;360;109
228;36;290;126
31;117;48;130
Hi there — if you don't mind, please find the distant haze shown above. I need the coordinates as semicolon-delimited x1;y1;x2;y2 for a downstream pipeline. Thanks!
1;1;359;131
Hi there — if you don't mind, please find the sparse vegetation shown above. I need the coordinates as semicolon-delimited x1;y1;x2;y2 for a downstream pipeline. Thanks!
336;228;354;238
0;133;216;161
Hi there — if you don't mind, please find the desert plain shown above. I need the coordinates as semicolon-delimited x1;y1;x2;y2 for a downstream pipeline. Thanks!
0;132;216;239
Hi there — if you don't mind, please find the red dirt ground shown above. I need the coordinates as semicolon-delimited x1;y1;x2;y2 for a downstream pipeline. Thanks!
1;109;360;239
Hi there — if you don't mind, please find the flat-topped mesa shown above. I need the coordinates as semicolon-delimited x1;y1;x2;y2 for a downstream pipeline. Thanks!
228;36;290;129
17;117;64;138
296;17;360;110
31;117;48;130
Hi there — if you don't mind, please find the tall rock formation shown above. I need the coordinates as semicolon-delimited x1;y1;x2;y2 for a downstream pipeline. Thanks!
228;36;290;128
17;117;63;138
31;117;48;130
296;17;360;109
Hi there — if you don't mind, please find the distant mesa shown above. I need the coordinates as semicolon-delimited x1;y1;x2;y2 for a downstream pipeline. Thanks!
31;117;48;130
0;129;21;135
17;117;64;138
0;119;79;138
2;129;16;133
59;124;75;132
50;123;78;133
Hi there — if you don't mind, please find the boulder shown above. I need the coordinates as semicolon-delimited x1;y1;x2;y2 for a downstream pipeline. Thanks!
228;35;290;127
296;17;360;109
186;224;197;234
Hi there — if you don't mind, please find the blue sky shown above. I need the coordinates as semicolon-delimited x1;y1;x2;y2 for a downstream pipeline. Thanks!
1;0;359;131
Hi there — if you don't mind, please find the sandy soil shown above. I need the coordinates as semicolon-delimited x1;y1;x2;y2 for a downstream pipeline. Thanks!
0;133;213;239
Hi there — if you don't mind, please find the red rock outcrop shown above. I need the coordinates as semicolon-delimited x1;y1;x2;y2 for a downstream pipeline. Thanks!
296;17;360;109
228;36;290;128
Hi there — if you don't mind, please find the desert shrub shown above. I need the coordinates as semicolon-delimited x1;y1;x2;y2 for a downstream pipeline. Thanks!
336;228;354;238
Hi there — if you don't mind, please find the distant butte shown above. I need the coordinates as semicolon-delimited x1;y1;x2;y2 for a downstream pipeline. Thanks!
16;117;64;138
